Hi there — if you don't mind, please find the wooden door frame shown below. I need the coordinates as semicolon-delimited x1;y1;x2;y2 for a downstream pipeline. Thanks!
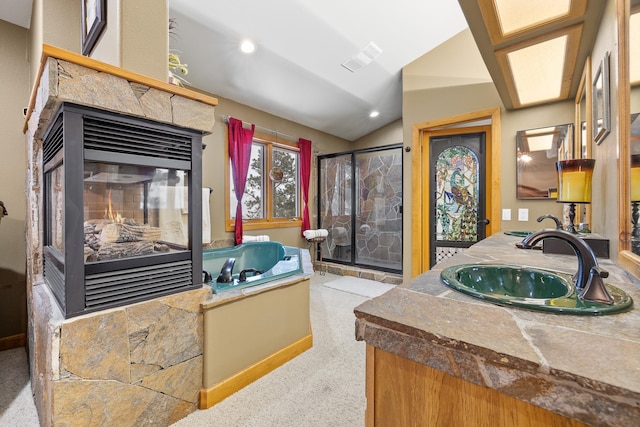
411;107;501;277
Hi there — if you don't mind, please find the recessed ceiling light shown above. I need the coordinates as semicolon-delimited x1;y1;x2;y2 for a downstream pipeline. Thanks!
369;110;380;118
240;39;256;54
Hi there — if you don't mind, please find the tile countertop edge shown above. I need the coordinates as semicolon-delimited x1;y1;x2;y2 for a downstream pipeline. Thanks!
354;233;640;426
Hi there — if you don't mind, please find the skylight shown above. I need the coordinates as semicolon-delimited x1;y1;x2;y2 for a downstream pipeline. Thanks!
507;35;567;105
494;0;571;35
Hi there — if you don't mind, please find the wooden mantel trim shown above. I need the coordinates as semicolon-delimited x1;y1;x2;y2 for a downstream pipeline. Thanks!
23;44;219;133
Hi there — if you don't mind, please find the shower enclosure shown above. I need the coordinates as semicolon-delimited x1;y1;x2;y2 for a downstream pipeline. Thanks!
318;144;402;273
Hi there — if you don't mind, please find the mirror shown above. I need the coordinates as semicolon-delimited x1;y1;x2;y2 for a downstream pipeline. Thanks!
575;58;592;159
516;124;573;199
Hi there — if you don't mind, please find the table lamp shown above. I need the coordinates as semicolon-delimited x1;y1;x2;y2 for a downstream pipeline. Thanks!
556;159;595;234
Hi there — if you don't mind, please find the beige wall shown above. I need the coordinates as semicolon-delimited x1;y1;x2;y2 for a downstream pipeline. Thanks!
353;119;403;151
92;0;168;81
590;0;621;256
29;0;80;85
0;20;30;338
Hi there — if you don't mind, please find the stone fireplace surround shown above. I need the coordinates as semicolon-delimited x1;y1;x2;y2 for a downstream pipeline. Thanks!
25;45;217;426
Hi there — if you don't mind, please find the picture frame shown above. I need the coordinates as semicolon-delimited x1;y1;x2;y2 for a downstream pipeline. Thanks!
82;0;106;56
592;51;611;145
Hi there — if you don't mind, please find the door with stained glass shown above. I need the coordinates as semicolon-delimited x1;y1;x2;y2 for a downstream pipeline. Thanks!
430;133;487;267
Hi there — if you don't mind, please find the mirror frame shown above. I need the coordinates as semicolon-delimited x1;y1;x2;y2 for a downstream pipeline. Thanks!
617;0;639;277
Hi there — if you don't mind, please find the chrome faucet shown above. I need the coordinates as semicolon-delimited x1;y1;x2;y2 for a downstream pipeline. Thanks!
537;214;563;230
519;229;614;304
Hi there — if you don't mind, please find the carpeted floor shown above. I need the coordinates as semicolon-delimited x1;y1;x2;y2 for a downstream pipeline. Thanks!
0;273;394;427
0;347;39;426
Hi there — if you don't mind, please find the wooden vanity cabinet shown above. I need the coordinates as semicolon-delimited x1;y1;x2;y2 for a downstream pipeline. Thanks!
365;346;588;427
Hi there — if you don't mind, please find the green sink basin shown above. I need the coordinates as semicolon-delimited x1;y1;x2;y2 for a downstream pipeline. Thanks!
440;264;634;315
503;230;533;237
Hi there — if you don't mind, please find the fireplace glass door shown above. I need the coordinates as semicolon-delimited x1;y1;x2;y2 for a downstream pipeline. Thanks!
82;162;190;264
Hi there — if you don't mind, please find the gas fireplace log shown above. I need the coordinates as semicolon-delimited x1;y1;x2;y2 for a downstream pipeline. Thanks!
99;223;162;243
97;241;155;261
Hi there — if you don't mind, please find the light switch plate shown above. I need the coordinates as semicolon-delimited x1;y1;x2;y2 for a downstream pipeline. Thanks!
518;208;529;221
502;209;511;221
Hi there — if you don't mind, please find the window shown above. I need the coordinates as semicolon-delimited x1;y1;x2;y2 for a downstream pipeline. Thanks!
226;131;301;230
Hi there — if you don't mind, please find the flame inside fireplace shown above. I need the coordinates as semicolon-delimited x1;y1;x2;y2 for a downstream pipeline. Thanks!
105;189;123;223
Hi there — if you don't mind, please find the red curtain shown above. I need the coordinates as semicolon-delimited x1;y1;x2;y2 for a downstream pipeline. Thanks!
228;117;255;245
299;138;312;236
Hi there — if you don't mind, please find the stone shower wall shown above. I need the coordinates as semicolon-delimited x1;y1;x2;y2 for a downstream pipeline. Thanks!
355;153;403;267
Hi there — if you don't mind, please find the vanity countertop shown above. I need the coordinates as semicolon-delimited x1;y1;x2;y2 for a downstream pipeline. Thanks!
354;233;640;426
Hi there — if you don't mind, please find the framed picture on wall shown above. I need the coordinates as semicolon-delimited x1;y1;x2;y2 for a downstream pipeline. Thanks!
82;0;106;56
592;51;611;145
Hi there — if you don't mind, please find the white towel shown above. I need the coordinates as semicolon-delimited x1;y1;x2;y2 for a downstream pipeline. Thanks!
202;188;211;244
303;229;328;239
242;235;270;243
158;186;212;246
158;186;188;246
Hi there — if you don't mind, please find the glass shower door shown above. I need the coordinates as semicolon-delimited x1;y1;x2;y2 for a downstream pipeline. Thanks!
319;154;352;262
354;149;402;271
318;145;402;273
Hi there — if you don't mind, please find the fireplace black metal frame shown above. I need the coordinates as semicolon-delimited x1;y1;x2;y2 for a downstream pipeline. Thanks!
42;103;203;318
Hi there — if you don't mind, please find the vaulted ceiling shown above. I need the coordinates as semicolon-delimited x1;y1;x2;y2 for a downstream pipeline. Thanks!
2;0;606;141
167;0;470;140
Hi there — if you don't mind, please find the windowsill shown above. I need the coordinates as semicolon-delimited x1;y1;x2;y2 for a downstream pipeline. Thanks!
226;219;303;232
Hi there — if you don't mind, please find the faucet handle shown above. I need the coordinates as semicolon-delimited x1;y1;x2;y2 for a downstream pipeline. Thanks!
579;266;613;305
593;266;609;279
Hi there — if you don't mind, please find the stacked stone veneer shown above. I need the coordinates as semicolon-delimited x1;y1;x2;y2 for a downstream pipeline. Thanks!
25;55;216;426
33;285;210;426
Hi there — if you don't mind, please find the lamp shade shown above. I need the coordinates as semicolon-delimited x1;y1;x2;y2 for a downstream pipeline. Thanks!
556;159;595;203
632;154;640;202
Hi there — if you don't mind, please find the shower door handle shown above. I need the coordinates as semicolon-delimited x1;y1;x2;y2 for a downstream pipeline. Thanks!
477;218;490;226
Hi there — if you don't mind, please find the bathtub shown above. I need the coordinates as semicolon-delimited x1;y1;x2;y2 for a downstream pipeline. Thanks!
202;241;303;293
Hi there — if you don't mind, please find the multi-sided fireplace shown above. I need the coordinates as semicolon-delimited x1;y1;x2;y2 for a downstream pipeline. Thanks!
42;103;203;318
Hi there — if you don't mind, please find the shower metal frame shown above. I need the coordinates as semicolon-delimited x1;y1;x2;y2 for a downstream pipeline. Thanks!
317;143;403;274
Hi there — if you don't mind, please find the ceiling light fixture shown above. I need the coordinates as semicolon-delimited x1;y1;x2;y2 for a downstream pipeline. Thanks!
240;39;256;54
369;110;380;118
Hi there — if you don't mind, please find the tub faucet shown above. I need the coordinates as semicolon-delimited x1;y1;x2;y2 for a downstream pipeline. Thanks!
216;258;236;283
537;214;563;230
519;229;613;304
239;268;262;282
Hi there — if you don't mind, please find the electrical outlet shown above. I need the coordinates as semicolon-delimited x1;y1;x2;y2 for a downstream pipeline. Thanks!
502;209;511;221
518;208;529;221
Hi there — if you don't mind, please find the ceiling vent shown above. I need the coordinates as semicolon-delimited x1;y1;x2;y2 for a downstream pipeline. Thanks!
341;42;383;72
